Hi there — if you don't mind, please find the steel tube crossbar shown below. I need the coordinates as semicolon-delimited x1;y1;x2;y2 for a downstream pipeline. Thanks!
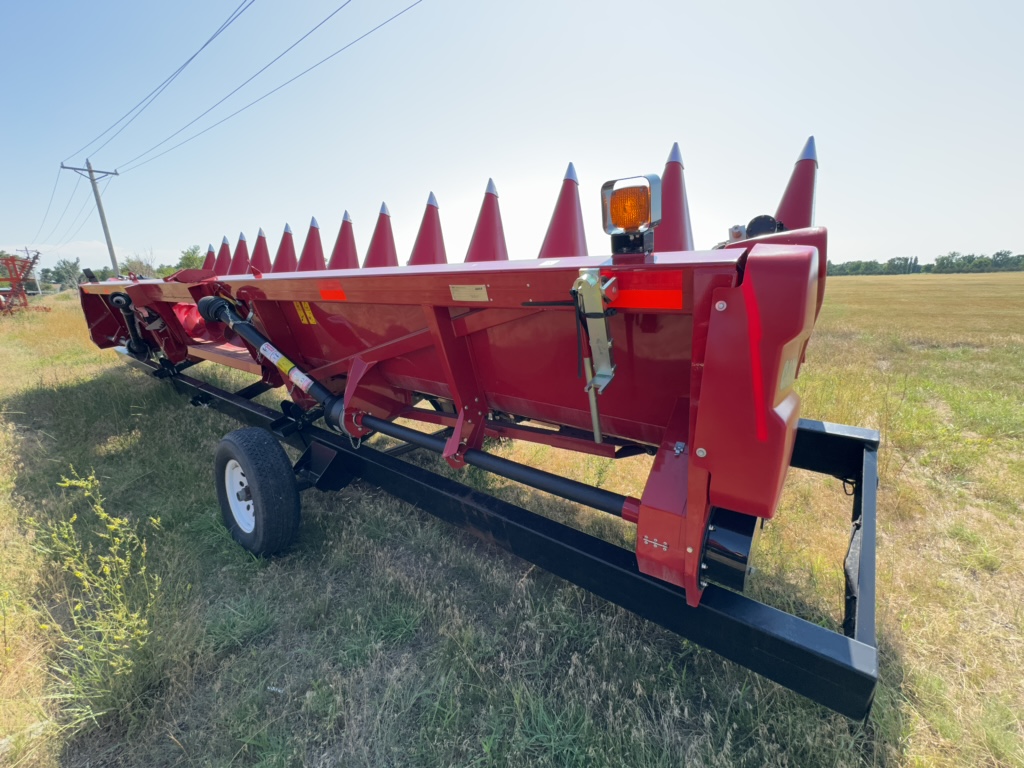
362;414;631;518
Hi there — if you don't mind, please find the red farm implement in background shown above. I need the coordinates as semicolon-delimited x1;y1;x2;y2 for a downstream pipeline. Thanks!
0;253;48;315
78;138;879;718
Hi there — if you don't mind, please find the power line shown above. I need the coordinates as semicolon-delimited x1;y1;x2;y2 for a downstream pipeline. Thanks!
117;0;354;171
87;0;255;160
40;174;83;244
63;0;255;164
52;178;113;255
31;167;63;244
53;191;96;249
121;0;424;174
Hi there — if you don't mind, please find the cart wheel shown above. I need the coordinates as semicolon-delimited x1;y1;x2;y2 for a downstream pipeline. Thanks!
126;339;151;360
214;428;300;556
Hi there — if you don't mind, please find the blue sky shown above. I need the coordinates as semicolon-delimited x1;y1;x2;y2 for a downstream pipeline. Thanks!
2;0;1021;271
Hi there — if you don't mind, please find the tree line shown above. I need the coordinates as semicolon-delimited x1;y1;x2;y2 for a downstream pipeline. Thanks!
828;251;1023;276
38;246;206;289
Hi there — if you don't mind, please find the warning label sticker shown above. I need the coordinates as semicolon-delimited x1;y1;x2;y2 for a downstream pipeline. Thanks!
259;342;295;375
293;301;317;324
288;368;315;393
259;343;283;365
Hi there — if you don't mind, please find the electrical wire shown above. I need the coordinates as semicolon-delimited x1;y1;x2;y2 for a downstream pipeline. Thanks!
31;167;63;244
52;177;113;254
116;0;354;170
40;174;83;244
121;0;424;174
63;0;255;163
53;188;97;249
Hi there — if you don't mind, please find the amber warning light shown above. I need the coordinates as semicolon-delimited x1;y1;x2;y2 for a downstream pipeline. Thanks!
601;175;662;235
601;174;662;256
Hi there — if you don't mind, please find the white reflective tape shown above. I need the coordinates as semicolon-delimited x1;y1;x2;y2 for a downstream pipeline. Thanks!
288;368;315;393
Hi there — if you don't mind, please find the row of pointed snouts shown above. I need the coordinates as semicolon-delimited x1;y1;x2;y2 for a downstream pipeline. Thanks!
202;171;585;276
202;137;818;276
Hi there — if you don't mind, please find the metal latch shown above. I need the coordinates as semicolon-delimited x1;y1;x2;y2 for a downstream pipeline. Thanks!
573;268;617;393
572;268;618;443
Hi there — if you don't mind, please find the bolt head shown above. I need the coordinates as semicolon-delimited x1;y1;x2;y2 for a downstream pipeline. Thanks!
696;447;707;458
715;301;727;311
686;546;693;554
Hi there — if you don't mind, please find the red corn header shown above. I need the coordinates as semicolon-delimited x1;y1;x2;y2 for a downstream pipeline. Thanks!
77;138;879;719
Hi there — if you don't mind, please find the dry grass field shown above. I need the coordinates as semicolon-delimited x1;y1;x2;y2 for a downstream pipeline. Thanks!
0;273;1022;766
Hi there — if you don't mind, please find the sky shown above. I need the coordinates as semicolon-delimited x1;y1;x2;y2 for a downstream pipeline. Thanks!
2;0;1022;272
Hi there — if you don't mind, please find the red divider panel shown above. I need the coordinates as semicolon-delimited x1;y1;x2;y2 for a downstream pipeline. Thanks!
328;212;359;270
775;136;817;231
408;193;447;266
273;224;298;272
250;229;273;274
538;163;588;259
297;217;326;272
465;179;508;263
364;203;398;269
656;143;695;253
228;233;250;275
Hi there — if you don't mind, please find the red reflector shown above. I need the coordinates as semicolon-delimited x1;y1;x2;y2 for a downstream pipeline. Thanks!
319;280;347;301
601;270;683;310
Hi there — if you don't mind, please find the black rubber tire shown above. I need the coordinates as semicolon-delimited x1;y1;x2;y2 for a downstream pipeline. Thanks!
126;339;151;360
214;428;300;556
110;292;132;309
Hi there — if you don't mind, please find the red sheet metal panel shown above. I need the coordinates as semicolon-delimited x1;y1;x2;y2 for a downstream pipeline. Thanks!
78;243;818;606
691;244;817;519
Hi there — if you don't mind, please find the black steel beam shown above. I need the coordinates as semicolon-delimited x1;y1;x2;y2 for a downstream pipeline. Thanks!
116;350;879;718
233;381;274;401
346;434;878;719
852;448;878;648
792;418;879;480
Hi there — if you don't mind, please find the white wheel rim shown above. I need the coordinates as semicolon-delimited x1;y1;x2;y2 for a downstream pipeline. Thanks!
225;459;255;533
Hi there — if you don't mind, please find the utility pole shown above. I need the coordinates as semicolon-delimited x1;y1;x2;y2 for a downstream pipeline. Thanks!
60;160;119;274
16;247;43;294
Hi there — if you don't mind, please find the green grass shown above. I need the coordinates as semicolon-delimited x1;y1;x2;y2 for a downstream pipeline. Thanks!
0;276;1022;766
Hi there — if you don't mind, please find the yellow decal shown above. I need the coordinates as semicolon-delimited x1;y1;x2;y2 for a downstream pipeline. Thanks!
293;301;309;324
301;301;317;324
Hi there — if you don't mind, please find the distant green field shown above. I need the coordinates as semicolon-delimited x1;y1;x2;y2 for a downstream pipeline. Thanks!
1;275;1021;767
